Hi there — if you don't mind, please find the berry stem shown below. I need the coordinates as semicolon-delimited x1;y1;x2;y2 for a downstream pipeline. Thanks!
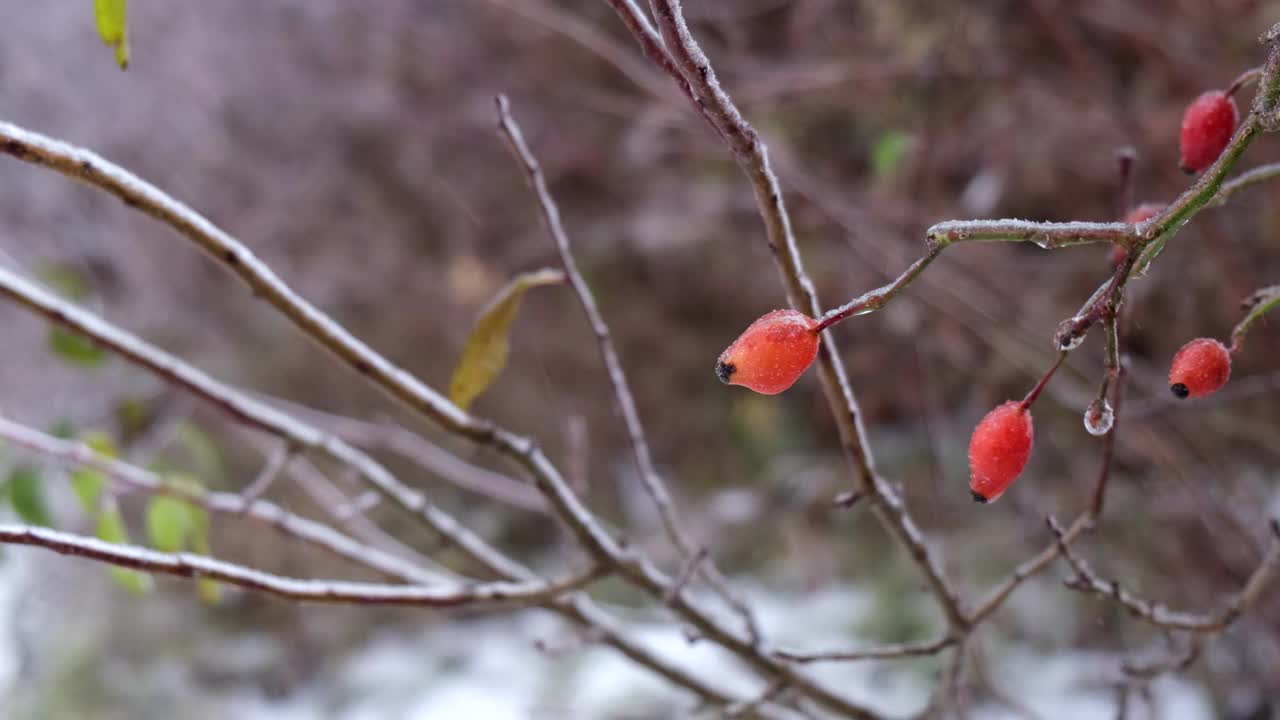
1227;66;1263;97
1115;146;1137;218
1090;360;1126;517
1230;285;1280;353
1209;161;1280;207
925;219;1132;249
1020;351;1067;411
815;246;943;331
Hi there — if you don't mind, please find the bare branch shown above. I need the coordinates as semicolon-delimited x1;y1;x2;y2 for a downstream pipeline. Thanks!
925;219;1134;249
0;413;446;585
1051;517;1280;632
611;0;968;636
495;93;761;644
0;524;603;607
238;440;294;505
775;635;956;664
1209;162;1280;207
0;128;877;718
1231;285;1280;353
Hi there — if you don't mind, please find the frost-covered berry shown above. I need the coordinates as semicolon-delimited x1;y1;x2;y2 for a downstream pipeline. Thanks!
715;309;820;395
1168;337;1231;399
968;401;1034;503
1179;91;1238;173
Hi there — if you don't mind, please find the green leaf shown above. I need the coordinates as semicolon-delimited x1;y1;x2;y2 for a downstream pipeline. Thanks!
93;0;130;70
108;565;151;595
871;130;911;183
196;577;222;605
49;419;78;441
8;467;53;527
83;431;120;459
189;511;221;605
37;263;91;301
97;504;152;595
48;327;109;368
146;495;192;553
70;431;117;513
70;470;106;513
175;424;223;482
448;268;564;410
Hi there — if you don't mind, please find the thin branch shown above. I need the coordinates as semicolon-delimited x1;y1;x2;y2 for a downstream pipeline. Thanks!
925;219;1134;249
1121;635;1204;680
0;524;604;607
495;94;761;644
0;132;873;718
0;413;447;585
1230;285;1280;353
815;246;943;331
619;0;968;640
967;359;1130;624
0;263;532;582
774;635;957;664
238;441;294;505
0;281;782;716
1208;162;1280;207
1051;517;1280;632
256;394;549;514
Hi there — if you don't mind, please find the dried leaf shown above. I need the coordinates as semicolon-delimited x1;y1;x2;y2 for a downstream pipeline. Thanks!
448;268;563;410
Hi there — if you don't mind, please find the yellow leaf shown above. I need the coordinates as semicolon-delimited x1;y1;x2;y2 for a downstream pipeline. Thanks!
448;268;563;410
93;0;129;69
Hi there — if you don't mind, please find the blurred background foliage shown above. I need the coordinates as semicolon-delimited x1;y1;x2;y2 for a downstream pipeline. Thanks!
0;1;1278;717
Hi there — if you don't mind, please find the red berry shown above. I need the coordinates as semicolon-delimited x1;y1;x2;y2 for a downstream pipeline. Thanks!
1123;203;1164;225
1168;338;1231;399
1111;203;1164;266
715;309;820;395
968;401;1034;504
1179;91;1238;173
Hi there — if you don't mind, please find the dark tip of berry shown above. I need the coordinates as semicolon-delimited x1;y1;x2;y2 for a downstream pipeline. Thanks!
1180;164;1195;175
715;361;735;384
970;490;988;504
1170;383;1190;399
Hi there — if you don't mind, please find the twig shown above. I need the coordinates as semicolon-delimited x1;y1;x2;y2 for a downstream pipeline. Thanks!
620;0;968;638
723;679;790;719
0;413;446;584
495;93;762;644
0;524;604;607
0;131;877;719
1051;516;1280;632
257;396;548;514
967;360;1128;625
925;219;1134;249
1230;285;1280;353
238;441;294;505
1121;634;1203;679
1208;162;1280;207
774;635;957;664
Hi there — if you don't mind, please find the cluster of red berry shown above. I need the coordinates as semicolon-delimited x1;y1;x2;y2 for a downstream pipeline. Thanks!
714;83;1250;505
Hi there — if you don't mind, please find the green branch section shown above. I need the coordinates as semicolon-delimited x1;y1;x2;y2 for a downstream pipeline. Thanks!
1232;286;1280;353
